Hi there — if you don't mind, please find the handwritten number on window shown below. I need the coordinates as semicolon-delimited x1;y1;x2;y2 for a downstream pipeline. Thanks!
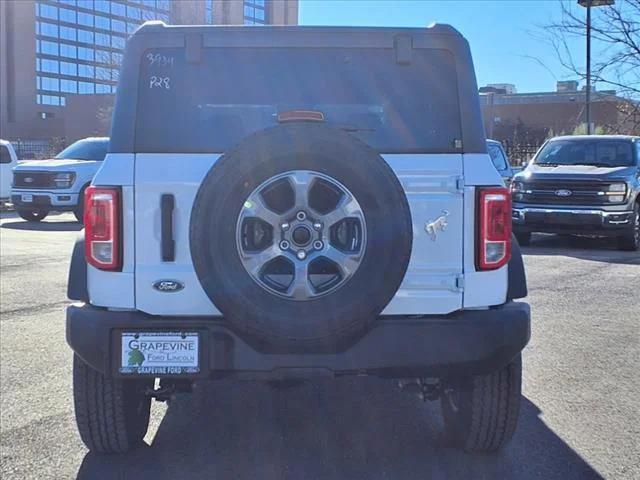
149;76;170;90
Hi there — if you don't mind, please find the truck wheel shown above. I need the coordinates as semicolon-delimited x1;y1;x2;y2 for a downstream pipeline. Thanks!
514;232;531;246
72;355;152;453
441;354;522;453
16;208;49;222
617;203;639;251
73;185;89;224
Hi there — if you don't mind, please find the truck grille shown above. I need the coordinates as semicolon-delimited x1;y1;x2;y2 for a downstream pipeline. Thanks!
517;181;613;206
13;172;56;189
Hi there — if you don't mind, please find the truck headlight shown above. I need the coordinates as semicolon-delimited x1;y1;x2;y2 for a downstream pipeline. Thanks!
607;195;626;203
510;181;524;193
53;172;75;188
607;183;626;193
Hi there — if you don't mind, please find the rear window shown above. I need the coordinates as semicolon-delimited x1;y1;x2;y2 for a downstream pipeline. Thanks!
55;139;108;161
135;47;462;153
0;145;13;164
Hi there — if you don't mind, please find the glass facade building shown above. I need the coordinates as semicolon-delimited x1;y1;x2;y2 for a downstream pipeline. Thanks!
243;0;266;25
34;0;171;106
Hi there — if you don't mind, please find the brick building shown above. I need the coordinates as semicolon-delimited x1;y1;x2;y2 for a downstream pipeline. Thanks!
480;81;639;144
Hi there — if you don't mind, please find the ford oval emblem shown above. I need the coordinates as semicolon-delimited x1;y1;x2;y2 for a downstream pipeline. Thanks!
153;280;184;292
555;189;573;197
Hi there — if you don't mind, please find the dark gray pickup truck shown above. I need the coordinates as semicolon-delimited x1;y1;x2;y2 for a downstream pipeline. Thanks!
511;135;640;251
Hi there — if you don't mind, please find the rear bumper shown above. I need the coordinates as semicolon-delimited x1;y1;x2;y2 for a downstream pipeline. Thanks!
67;302;530;379
11;190;79;210
512;206;633;236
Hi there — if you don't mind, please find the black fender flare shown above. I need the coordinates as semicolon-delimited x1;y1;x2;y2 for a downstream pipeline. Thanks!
68;237;89;303
507;233;528;300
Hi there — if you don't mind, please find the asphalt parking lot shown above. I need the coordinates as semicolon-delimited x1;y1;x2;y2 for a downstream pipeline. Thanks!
1;211;638;480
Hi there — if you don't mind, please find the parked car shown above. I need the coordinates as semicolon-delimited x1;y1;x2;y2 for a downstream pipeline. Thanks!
11;137;108;222
487;139;515;185
0;139;18;205
66;23;530;455
512;135;640;250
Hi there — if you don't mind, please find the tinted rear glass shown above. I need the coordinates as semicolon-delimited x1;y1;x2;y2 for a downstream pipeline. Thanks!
0;145;13;164
535;140;635;167
135;48;462;153
55;139;108;161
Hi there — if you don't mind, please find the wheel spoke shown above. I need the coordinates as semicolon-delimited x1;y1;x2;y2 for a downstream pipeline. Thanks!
321;195;361;227
287;260;314;299
323;246;362;277
242;244;281;276
289;171;314;210
243;194;281;228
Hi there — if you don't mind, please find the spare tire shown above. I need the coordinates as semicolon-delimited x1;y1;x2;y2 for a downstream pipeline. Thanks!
190;124;412;351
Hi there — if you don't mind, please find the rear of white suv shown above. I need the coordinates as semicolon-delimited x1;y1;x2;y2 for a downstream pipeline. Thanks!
67;23;529;455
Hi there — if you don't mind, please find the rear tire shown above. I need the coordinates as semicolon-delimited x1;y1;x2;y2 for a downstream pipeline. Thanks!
441;354;522;453
617;203;639;251
16;208;48;222
514;231;531;246
73;187;87;224
72;355;152;453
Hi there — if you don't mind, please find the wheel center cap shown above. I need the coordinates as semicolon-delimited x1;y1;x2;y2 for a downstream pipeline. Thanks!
292;226;312;246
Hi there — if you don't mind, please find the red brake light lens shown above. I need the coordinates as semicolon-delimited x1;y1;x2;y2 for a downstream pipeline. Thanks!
477;187;512;270
84;186;121;271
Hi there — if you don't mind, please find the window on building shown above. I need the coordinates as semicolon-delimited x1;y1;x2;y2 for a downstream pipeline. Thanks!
40;40;60;55
59;8;76;23
95;32;110;46
60;26;76;41
127;22;138;34
78;46;95;61
79;81;95;94
77;29;94;44
40;59;60;74
96;83;111;93
95;15;110;30
38;22;59;38
78;64;95;78
38;3;59;20
112;19;126;32
61;79;78;93
60;43;78;58
60;61;78;76
96;66;111;80
59;0;77;6
111;2;126;17
111;35;126;49
205;0;214;24
78;12;94;27
244;0;266;24
41;76;60;92
94;0;110;13
127;5;141;19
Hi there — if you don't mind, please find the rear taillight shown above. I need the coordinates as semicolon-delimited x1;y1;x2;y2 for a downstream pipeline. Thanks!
84;186;121;271
477;187;511;270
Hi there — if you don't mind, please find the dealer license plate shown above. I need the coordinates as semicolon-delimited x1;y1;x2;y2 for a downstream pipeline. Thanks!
21;194;33;203
120;332;199;375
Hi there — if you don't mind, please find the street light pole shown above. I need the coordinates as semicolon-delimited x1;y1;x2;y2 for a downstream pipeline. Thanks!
578;0;614;135
586;0;592;134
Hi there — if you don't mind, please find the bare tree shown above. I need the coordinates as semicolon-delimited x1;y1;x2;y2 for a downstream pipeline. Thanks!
540;0;640;134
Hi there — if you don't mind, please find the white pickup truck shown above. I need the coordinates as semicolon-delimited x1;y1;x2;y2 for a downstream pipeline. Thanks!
11;137;108;222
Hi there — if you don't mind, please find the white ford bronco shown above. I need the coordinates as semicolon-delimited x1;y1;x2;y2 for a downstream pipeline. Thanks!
67;23;530;454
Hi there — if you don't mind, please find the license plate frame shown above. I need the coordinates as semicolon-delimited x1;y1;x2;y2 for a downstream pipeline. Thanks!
119;332;200;376
21;194;33;203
